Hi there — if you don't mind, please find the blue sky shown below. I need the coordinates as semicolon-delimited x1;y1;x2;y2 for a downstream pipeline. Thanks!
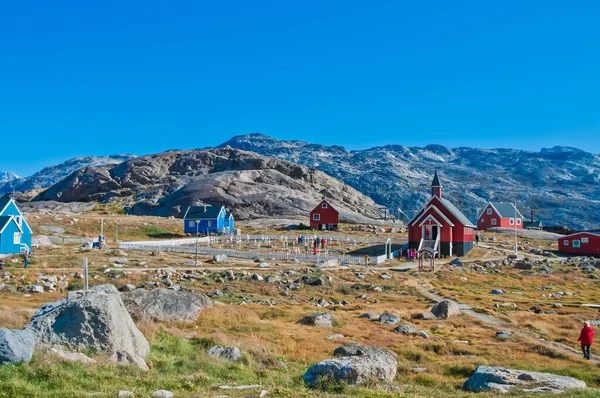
1;1;599;176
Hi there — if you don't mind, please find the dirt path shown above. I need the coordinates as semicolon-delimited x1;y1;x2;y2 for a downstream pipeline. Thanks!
412;280;599;364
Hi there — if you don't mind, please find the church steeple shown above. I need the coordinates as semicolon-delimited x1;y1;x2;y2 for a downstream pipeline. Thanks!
431;171;442;198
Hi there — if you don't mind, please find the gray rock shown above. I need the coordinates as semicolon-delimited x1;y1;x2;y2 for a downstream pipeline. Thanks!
314;259;339;268
418;330;429;339
258;262;269;268
0;328;35;365
450;258;464;266
31;285;44;294
463;365;586;393
297;312;335;328
208;345;242;362
117;392;134;397
327;334;345;340
122;288;212;323
151;391;174;398
358;313;379;319
431;300;461;319
378;312;401;325
47;348;96;364
304;352;397;386
28;284;150;358
491;289;505;295
333;343;397;359
514;262;534;270
252;273;264;281
108;350;149;371
495;331;511;340
118;284;136;292
411;311;437;320
213;254;228;263
393;324;418;335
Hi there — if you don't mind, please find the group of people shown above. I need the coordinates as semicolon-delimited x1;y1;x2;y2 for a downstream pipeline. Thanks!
297;235;327;255
406;248;419;261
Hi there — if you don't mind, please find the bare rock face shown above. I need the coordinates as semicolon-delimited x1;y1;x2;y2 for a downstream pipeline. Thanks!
34;147;381;222
207;345;242;362
430;300;461;319
305;344;397;386
28;285;150;358
121;288;212;323
297;312;335;328
463;366;587;394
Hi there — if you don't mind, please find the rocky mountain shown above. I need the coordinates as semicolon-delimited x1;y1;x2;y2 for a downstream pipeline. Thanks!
0;171;19;184
219;134;600;229
34;147;381;222
0;155;135;196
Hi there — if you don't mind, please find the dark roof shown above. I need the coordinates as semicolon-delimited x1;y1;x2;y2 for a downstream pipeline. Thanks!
0;216;15;232
490;202;524;219
184;205;224;220
431;171;441;187
440;198;475;227
0;197;12;212
524;220;543;228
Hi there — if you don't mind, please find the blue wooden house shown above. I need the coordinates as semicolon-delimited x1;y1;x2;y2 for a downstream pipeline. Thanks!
0;197;32;255
183;205;235;235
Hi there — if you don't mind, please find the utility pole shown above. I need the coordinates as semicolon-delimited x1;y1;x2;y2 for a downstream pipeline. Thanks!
115;220;119;244
195;220;200;264
514;195;518;257
83;258;89;291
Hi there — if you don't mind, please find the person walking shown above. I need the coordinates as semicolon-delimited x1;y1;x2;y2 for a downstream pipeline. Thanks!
313;246;318;256
24;256;29;269
578;321;594;360
475;233;480;246
321;238;326;249
364;255;370;269
0;259;4;271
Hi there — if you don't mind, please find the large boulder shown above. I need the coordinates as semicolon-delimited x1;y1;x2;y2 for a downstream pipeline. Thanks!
305;344;397;386
463;365;586;394
378;312;401;325
430;300;461;319
0;328;36;365
297;312;335;328
207;345;242;362
28;285;150;358
122;288;212;322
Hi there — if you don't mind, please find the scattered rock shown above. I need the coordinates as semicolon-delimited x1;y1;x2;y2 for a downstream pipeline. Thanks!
491;289;505;295
450;258;464;267
411;311;436;320
213;254;228;263
314;259;339;268
108;350;149;371
463;365;586;393
495;331;511;340
333;343;398;359
151;391;174;398
0;328;35;365
28;284;150;358
47;348;96;364
297;312;335;328
378;312;400;325
393;324;418;335
117;392;134;397
328;334;345;340
122;288;212;323
252;273;264;281
208;345;242;362
358;313;379;319
430;300;461;319
418;330;429;339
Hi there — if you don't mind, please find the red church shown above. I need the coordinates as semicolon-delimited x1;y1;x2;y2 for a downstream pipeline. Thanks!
310;200;339;231
477;202;524;230
408;172;475;257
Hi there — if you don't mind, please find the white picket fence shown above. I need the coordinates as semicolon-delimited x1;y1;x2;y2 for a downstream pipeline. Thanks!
117;243;367;265
118;237;210;248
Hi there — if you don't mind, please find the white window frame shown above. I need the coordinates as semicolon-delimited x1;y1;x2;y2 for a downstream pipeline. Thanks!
322;203;328;209
313;214;320;221
491;218;497;226
516;219;521;225
509;218;515;225
188;221;195;227
480;218;484;223
564;240;569;246
13;232;21;244
573;240;581;248
582;237;589;244
487;208;493;215
207;221;212;227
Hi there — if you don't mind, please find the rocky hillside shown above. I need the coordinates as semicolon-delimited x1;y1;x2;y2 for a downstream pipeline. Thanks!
219;134;600;229
34;147;381;222
0;155;135;195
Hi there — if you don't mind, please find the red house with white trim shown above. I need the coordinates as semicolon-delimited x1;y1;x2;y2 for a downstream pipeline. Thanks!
477;202;524;230
558;232;600;256
408;172;475;257
310;200;339;231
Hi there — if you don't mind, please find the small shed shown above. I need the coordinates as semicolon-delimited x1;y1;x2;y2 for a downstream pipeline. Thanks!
183;205;233;235
310;200;339;231
0;197;32;255
558;232;600;256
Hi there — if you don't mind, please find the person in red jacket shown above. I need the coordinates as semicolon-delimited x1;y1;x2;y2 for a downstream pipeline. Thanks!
578;321;594;360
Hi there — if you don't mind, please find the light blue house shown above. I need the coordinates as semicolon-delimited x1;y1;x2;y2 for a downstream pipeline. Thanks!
183;205;235;235
0;197;32;255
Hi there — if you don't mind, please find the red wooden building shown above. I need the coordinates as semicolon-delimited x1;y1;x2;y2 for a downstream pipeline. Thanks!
558;232;600;256
408;172;475;257
477;202;524;230
310;200;339;231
